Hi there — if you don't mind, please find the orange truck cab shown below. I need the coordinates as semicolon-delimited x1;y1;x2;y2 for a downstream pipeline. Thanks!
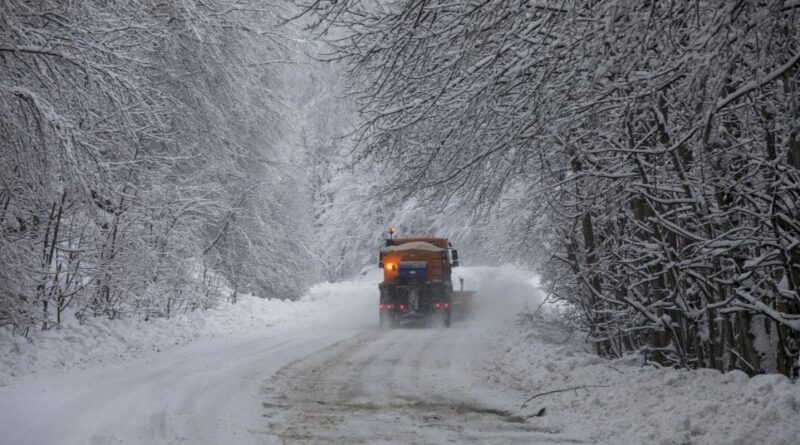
378;234;459;327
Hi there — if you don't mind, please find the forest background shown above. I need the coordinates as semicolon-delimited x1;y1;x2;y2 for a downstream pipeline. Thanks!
1;0;798;377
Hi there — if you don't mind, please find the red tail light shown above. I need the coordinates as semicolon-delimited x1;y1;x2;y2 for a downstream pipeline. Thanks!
434;303;441;309
445;303;449;309
379;304;384;309
399;304;405;311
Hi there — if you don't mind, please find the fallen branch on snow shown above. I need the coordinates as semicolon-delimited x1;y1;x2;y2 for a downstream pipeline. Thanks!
521;385;609;409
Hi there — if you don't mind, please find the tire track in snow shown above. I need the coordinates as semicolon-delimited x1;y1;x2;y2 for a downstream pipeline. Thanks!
262;323;590;444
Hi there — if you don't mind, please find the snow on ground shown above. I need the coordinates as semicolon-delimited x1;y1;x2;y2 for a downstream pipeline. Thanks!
0;273;378;445
481;290;800;445
1;264;798;445
0;273;379;386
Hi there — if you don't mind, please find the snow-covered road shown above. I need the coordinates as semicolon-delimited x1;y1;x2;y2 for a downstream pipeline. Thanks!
262;321;589;444
2;266;798;445
0;266;546;445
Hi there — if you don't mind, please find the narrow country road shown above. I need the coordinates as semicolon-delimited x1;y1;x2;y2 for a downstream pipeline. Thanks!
1;268;576;445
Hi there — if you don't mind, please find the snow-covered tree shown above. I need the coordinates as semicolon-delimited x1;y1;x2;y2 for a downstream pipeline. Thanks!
1;1;322;333
301;0;800;377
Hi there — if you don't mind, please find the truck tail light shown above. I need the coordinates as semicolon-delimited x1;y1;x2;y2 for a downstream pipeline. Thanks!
434;303;441;309
399;304;405;311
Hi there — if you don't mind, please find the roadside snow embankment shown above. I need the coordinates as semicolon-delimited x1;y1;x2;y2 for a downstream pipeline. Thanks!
486;308;800;445
0;276;377;386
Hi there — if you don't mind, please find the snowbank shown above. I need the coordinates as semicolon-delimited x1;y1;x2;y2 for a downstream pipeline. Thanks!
486;308;800;445
0;275;378;386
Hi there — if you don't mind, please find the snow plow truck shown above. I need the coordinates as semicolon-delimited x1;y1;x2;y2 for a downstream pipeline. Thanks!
378;229;464;328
